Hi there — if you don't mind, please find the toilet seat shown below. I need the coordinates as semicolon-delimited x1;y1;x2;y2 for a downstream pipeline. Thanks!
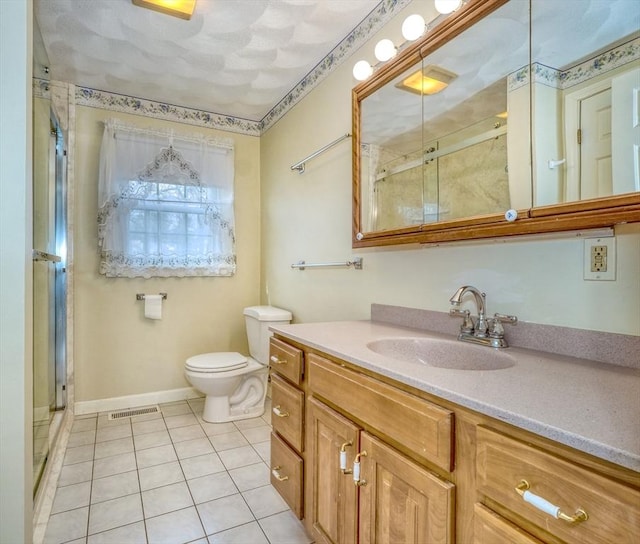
185;352;248;373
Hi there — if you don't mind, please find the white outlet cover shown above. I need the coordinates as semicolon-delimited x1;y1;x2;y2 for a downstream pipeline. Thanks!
583;237;616;281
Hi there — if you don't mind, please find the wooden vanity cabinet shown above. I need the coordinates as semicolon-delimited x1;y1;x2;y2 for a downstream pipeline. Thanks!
268;338;305;518
269;334;640;544
306;353;455;544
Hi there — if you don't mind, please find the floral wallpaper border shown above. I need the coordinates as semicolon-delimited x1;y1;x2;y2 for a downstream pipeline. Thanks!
508;38;639;92
39;0;410;138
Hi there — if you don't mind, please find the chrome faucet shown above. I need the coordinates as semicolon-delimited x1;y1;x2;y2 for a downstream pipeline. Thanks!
449;285;517;348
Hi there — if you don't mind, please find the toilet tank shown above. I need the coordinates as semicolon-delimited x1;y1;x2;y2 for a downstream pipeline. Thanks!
243;306;292;365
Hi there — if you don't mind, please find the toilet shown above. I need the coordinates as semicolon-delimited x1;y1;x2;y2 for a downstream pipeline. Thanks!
184;306;292;423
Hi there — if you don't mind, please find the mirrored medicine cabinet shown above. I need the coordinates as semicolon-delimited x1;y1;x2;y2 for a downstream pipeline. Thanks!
352;0;640;247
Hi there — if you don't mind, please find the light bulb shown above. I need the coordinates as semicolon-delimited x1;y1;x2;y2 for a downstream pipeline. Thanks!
434;0;462;14
353;60;373;81
374;39;397;62
402;14;426;41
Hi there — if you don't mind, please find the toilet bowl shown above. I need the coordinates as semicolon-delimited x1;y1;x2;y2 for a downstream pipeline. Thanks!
184;306;292;423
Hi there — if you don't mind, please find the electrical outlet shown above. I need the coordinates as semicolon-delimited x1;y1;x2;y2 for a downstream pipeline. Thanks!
584;237;616;281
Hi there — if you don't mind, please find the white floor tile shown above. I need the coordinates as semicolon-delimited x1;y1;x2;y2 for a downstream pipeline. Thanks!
208;431;248;452
169;424;206;443
58;460;93;487
67;430;96;448
139;460;184;491
258;510;313;544
164;413;198;429
160;401;193;417
136;444;178;469
145;506;205;544
200;421;237;437
134;429;172;451
96;423;132;443
93;452;137;480
239;425;271;444
87;520;146;544
233;417;266;431
208;521;269;544
252;441;270;464
218;445;262;470
93;436;134;460
173;437;214;460
44;507;89;544
179;452;225;480
186;471;238;504
196;494;255;536
71;418;97;433
142;481;193;518
62;444;94;465
91;470;140;504
88;493;143;535
51;481;91;514
242;485;289;519
228;462;269;492
132;418;167;435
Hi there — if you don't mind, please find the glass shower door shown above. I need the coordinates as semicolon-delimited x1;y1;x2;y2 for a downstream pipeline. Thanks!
32;98;67;493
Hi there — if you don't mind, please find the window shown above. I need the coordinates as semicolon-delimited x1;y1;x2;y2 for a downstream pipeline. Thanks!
98;120;235;278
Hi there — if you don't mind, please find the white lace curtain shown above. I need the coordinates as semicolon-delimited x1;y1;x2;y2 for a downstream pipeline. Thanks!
98;119;236;278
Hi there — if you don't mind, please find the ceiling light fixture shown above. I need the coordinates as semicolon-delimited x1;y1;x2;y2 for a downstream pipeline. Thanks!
395;65;458;95
132;0;197;20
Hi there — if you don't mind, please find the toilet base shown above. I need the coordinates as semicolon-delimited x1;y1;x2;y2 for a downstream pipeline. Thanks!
202;395;265;423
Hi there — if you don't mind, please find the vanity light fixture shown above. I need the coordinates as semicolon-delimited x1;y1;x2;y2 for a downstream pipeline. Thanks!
396;65;457;95
352;0;467;82
434;0;463;15
402;14;426;41
353;60;374;81
374;39;397;62
131;0;196;20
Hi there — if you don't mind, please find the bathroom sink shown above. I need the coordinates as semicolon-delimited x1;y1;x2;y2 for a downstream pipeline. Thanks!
366;337;515;371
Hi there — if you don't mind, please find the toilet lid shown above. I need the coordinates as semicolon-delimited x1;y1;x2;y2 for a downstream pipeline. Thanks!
185;352;248;373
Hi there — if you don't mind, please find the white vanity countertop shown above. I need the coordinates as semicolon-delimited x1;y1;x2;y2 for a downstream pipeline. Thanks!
270;320;640;472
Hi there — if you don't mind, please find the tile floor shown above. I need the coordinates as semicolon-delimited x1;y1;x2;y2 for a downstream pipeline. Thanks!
43;397;314;544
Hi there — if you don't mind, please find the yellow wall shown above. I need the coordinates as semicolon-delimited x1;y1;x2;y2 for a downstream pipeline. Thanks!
260;9;640;335
73;107;261;402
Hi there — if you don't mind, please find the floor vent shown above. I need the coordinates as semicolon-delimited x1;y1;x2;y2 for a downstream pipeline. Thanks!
108;405;161;420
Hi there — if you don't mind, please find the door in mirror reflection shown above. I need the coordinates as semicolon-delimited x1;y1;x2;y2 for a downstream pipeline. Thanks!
531;0;640;206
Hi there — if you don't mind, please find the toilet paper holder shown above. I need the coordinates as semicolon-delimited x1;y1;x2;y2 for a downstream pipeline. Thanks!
136;293;167;301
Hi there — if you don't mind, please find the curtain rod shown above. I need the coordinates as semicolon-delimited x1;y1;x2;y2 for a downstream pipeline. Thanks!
290;133;351;174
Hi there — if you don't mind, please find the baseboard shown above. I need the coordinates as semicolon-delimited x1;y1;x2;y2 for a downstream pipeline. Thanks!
74;387;202;415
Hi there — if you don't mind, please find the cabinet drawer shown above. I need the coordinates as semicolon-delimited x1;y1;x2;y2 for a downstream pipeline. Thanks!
271;431;303;519
308;353;453;471
476;426;640;544
270;337;304;386
271;373;304;452
473;503;544;544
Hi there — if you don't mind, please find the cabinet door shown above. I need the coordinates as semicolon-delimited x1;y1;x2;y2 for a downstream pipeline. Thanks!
306;397;359;544
358;432;455;544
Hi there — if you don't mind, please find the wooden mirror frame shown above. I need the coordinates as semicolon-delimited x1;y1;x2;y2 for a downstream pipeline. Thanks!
352;0;640;248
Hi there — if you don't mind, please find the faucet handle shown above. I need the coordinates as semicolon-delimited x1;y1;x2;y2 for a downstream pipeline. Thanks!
450;308;474;333
488;313;518;339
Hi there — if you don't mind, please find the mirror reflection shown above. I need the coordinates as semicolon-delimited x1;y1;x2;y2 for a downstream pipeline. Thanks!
357;0;640;236
530;0;640;206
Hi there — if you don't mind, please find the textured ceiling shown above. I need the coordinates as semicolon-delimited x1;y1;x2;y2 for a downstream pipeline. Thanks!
34;0;383;122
